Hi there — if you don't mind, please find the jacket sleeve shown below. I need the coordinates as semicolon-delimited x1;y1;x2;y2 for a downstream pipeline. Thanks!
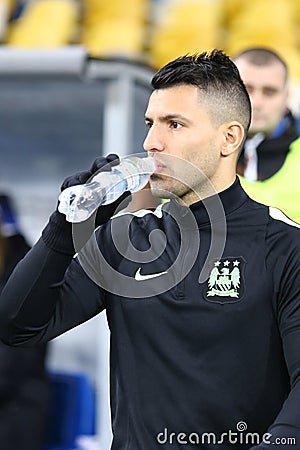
251;227;300;449
0;237;105;346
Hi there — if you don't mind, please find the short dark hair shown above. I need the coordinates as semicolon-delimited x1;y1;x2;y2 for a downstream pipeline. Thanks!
234;47;288;85
151;49;251;133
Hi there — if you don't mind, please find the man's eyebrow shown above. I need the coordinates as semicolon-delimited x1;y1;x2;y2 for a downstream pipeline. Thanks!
245;82;280;91
144;114;191;123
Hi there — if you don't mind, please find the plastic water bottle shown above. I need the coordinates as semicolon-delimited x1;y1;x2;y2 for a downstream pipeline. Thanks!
58;155;157;223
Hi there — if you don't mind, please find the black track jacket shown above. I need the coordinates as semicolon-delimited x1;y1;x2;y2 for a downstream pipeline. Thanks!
0;179;300;449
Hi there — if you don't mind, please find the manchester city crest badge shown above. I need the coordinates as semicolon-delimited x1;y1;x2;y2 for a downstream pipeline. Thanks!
204;257;245;304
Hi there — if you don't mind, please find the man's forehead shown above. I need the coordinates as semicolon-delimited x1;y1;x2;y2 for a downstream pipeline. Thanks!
236;59;287;85
146;85;202;111
150;84;199;97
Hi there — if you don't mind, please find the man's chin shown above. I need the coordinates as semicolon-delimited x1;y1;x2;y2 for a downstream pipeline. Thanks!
150;187;175;200
249;121;268;134
149;177;176;199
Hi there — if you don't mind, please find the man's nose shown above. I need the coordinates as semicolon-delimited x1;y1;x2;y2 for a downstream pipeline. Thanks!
143;126;164;153
250;91;264;110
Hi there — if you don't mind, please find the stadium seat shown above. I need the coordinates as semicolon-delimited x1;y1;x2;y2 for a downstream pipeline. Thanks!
81;0;149;59
46;371;96;450
0;0;16;41
148;0;223;69
5;0;78;48
223;0;300;80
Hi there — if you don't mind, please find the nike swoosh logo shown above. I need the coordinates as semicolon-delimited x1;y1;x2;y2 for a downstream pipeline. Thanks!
134;267;168;281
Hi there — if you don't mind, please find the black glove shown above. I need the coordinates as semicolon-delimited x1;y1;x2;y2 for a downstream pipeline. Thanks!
42;154;131;255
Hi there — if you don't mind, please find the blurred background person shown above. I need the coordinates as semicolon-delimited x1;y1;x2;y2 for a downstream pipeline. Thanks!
0;193;50;450
235;47;298;181
234;47;300;223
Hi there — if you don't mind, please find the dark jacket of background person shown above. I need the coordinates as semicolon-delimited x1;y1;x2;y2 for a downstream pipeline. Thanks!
0;194;50;450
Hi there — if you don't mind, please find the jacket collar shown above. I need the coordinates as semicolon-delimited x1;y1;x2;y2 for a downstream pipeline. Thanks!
166;177;248;226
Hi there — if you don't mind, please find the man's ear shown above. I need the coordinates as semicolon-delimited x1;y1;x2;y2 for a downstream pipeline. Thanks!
220;121;245;157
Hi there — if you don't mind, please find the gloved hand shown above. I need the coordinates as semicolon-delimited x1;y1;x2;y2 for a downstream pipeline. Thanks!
42;154;131;255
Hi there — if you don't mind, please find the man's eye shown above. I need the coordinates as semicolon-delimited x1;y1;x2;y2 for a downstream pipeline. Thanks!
170;121;182;129
145;121;152;129
263;88;277;97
